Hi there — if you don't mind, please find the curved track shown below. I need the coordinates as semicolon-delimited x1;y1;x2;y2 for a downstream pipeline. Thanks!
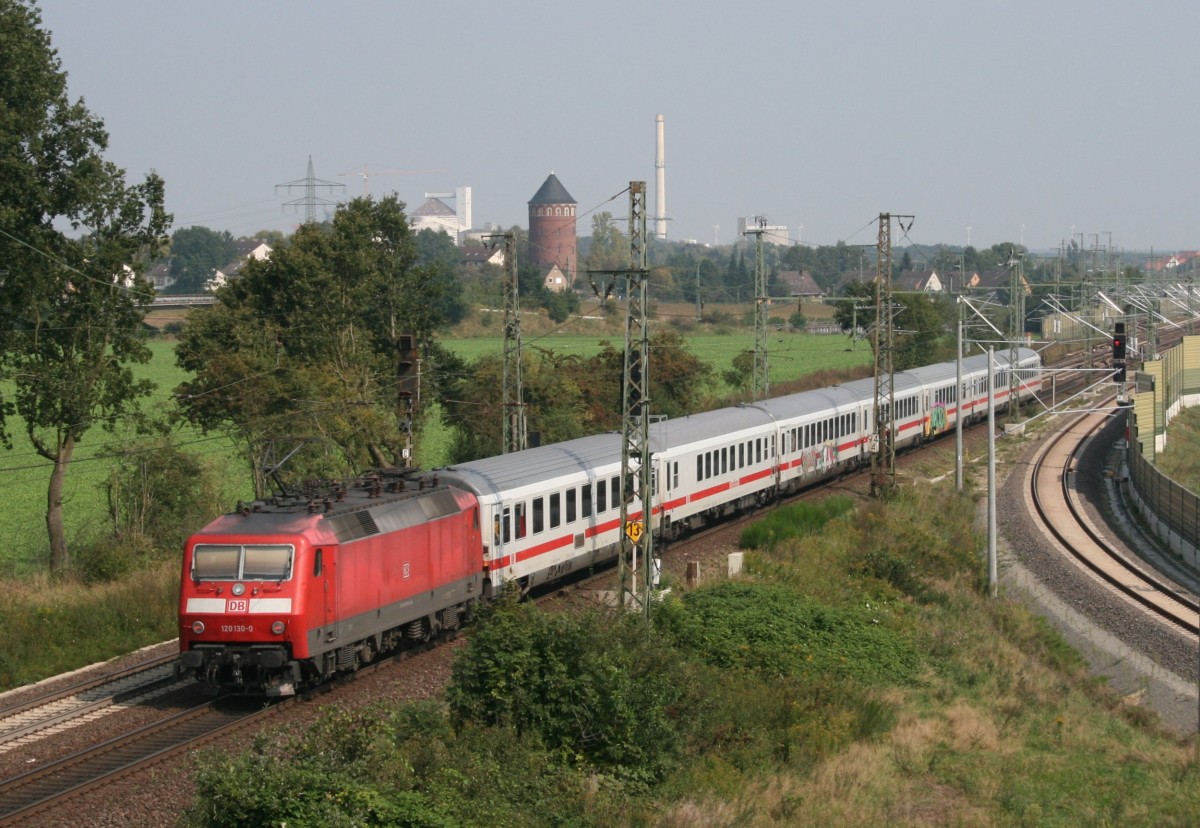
1030;403;1200;635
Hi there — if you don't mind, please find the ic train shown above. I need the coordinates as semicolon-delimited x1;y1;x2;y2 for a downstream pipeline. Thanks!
179;348;1041;695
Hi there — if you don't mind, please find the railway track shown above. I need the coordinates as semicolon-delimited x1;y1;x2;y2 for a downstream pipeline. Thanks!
0;639;439;826
1029;402;1200;635
0;654;184;753
0;697;277;826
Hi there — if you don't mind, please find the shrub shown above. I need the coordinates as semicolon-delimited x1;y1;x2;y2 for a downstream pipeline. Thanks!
446;596;689;782
657;581;919;687
104;437;220;553
73;534;159;584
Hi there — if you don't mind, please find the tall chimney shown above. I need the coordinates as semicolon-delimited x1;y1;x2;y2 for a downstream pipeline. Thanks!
655;114;666;240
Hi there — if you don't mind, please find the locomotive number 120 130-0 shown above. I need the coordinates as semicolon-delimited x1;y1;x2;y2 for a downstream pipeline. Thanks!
221;624;254;633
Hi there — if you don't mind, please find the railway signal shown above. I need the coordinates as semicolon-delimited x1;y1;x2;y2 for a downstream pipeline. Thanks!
1113;322;1126;382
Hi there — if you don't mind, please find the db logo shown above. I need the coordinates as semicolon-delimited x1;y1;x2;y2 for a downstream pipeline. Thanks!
403;562;411;579
227;599;249;613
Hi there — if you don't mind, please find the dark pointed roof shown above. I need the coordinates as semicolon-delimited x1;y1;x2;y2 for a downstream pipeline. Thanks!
528;173;575;205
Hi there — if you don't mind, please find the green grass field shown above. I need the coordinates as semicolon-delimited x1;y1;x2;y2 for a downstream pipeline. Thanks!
2;339;250;576
444;330;870;392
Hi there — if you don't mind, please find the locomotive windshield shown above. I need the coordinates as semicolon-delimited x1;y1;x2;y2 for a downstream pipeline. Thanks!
192;544;294;582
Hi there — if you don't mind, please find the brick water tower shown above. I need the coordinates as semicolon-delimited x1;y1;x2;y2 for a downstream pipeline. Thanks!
527;172;577;284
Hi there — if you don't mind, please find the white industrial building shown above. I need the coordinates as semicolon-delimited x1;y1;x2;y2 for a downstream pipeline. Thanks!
409;186;473;244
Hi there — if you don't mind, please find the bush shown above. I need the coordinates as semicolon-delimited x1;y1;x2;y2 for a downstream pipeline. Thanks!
446;596;689;782
74;534;160;584
185;701;621;827
658;581;919;687
104;438;220;554
705;309;734;327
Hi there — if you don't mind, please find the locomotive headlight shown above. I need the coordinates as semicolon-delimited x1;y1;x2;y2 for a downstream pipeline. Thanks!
270;621;286;635
191;620;205;634
231;583;245;596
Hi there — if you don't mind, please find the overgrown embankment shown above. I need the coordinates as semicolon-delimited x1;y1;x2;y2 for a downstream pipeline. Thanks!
183;485;1200;827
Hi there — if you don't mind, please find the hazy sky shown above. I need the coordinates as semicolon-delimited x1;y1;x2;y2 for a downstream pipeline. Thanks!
35;0;1200;253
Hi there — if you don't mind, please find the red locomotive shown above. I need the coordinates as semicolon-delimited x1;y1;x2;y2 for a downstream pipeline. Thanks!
178;470;482;696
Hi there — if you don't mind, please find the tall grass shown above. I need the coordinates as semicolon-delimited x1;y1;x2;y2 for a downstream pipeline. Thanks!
738;495;855;551
0;561;178;690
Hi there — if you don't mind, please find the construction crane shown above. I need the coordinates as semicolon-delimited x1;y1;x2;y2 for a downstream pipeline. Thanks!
338;165;447;197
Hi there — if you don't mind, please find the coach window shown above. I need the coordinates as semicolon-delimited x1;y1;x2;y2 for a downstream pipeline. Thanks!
515;502;527;539
611;476;620;509
582;484;593;518
597;480;607;512
549;493;561;529
532;497;545;534
566;488;576;523
704;452;711;479
501;507;512;543
721;447;728;474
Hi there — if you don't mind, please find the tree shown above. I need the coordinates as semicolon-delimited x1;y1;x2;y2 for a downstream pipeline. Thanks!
165;225;236;293
411;228;468;325
253;228;285;247
583;212;627;273
0;0;170;573
442;328;713;464
175;196;450;488
832;282;954;369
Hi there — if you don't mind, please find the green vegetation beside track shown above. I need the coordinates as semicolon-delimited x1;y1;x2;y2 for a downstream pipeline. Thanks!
183;484;1200;826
